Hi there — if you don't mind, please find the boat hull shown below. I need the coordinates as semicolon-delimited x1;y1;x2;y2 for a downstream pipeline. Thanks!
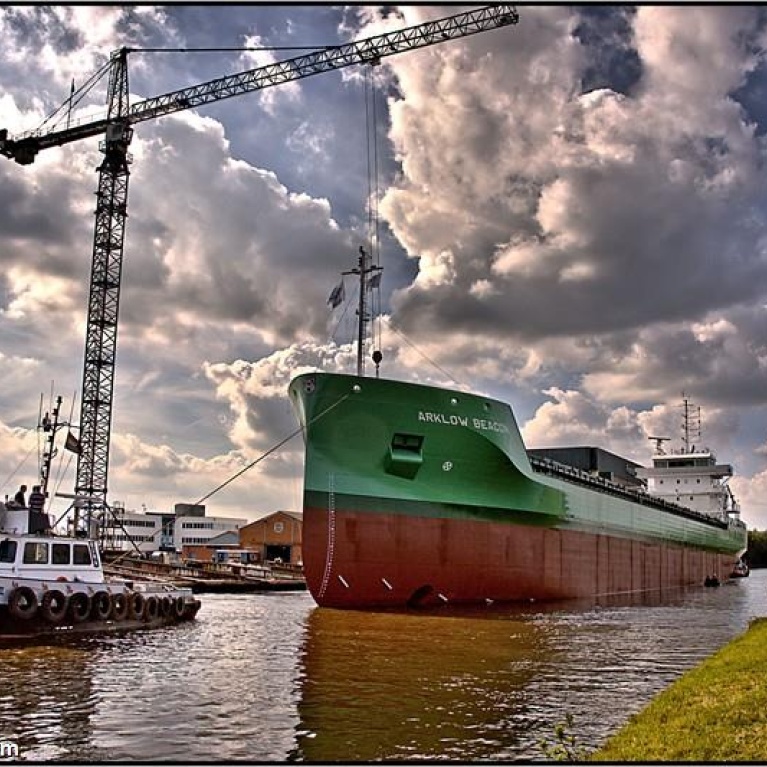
303;505;737;609
0;574;201;641
0;602;200;642
290;372;747;610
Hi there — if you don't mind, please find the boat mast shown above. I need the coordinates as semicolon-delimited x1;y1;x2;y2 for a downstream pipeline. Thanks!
343;246;382;377
39;395;63;499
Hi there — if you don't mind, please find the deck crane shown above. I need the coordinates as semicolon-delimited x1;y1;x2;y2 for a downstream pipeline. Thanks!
0;5;519;524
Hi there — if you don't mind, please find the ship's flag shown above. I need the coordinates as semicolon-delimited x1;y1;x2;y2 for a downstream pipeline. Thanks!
327;280;345;309
367;271;382;290
64;431;82;454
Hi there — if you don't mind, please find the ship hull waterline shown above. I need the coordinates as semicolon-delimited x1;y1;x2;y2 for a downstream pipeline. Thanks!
303;505;737;610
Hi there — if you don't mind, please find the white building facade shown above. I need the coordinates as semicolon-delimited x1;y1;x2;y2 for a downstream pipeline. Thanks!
174;515;247;551
101;507;163;553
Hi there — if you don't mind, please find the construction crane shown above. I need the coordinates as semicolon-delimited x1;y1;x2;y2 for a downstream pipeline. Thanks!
0;5;519;523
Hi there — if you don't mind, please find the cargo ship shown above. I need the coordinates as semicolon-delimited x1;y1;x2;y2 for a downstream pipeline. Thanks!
289;373;746;609
289;253;747;610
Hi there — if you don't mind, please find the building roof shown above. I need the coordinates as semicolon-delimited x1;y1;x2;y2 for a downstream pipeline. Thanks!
240;510;303;531
201;530;240;548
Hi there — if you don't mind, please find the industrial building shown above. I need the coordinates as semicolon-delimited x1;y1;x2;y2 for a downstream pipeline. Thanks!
239;511;303;565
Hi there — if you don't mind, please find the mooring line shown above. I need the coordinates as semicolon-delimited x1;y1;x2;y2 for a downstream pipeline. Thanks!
192;390;351;506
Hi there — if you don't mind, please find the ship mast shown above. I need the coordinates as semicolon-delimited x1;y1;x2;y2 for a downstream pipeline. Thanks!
343;246;382;377
681;393;701;454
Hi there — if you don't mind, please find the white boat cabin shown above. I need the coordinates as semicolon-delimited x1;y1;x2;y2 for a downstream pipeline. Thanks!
0;534;103;584
0;503;104;584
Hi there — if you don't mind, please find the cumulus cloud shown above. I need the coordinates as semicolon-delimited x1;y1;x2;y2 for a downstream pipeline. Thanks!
383;6;767;348
4;6;767;530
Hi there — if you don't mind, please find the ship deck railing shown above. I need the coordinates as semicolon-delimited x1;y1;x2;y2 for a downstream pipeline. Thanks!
527;454;742;531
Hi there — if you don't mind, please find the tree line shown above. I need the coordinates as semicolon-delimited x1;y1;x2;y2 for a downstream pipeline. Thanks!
745;530;767;568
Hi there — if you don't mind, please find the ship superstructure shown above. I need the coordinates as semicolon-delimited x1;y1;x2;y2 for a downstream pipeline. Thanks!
636;399;740;523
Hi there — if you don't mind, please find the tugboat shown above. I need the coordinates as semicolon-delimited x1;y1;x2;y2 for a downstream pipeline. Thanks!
0;502;200;640
0;396;200;640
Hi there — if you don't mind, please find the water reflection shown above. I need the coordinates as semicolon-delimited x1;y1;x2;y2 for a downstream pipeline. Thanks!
290;606;553;761
291;576;767;761
0;644;99;761
0;576;763;762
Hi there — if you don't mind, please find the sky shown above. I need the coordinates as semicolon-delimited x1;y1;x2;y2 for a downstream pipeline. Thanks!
3;5;767;529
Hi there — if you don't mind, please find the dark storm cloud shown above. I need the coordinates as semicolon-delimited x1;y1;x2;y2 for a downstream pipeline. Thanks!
383;6;767;342
3;6;83;56
6;5;767;523
574;6;642;96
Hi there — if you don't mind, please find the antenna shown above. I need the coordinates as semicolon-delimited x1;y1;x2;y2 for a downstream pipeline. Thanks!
680;392;701;454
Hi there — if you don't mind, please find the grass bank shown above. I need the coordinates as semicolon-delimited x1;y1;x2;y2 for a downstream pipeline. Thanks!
591;617;767;761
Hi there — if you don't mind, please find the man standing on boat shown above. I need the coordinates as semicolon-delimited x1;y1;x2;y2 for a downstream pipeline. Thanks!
27;484;50;534
12;484;26;508
28;485;45;514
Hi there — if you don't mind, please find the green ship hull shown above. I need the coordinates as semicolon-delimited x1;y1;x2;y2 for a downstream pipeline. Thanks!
288;372;747;609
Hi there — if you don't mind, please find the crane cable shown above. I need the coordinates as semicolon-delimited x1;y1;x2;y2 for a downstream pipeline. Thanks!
364;64;383;356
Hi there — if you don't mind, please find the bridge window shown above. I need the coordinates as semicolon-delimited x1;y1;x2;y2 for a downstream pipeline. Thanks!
73;544;92;565
23;542;48;564
52;543;71;565
0;539;17;563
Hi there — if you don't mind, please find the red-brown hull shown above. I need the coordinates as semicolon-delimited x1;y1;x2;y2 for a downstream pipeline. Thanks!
303;507;737;609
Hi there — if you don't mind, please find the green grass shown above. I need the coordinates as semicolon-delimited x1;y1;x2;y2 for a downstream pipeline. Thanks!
591;618;767;761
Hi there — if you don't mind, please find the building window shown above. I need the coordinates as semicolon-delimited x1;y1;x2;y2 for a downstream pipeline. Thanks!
274;522;284;533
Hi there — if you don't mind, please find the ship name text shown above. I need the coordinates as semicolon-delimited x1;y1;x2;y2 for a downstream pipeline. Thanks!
418;410;509;434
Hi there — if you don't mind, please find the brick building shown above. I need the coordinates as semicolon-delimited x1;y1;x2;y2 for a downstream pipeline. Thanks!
239;510;303;565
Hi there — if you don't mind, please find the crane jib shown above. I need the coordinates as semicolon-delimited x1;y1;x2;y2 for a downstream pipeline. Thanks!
0;3;520;513
0;5;518;164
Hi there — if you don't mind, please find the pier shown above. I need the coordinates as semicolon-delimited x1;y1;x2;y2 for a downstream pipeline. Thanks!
103;555;306;594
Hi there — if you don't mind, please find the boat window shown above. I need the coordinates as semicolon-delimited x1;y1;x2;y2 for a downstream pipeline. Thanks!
73;543;92;566
0;539;17;563
23;542;49;565
52;543;71;565
89;541;100;567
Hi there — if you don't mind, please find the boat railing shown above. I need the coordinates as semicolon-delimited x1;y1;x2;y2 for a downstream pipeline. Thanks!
527;454;730;530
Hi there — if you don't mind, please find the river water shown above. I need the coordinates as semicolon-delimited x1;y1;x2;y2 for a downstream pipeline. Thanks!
1;570;765;762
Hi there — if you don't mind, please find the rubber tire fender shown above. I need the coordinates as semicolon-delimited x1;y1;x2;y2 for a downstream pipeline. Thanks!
69;592;91;623
173;596;186;619
110;592;129;621
40;589;69;624
91;591;112;621
143;596;159;622
159;596;172;618
128;592;145;621
8;586;38;621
